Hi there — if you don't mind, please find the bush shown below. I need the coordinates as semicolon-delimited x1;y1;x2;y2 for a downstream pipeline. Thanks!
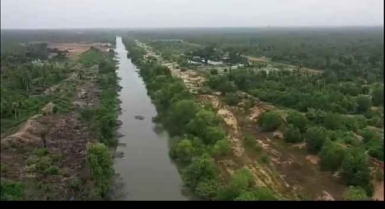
260;155;270;164
305;126;327;154
213;139;231;157
224;93;239;106
372;87;384;106
33;148;48;157
283;124;302;143
356;95;372;113
343;186;370;200
210;69;218;75
323;112;344;130
341;148;372;195
44;166;59;175
320;140;346;171
195;179;220;199
217;168;253;200
80;107;96;121
175;139;195;163
259;111;283;132
86;142;113;197
286;111;308;133
0;180;24;200
182;154;217;190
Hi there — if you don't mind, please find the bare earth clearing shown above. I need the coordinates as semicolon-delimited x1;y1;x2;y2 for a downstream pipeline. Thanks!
47;42;111;59
1;48;102;200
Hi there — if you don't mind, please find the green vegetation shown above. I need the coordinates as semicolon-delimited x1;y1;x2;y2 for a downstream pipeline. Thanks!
0;180;24;200
86;142;113;197
343;186;370;200
320;140;346;171
258;111;283;132
283;124;302;143
341;148;372;195
305;126;327;154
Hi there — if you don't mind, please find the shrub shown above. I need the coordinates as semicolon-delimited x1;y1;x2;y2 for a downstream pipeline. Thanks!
341;148;372;195
286;111;308;133
323;112;344;130
210;69;219;75
44;166;59;175
320;140;346;171
213;139;231;157
356;95;372;113
86;142;113;197
175;139;195;163
182;154;217;190
260;155;270;164
195;179;220;199
33;148;49;157
224;93;239;106
305;126;327;154
259;111;283;132
343;186;370;200
0;180;24;200
283;124;302;143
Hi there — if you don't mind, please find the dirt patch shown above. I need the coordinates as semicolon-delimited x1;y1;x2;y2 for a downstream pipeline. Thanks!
316;190;335;201
292;142;306;149
373;180;384;201
47;42;110;59
1;114;45;147
306;155;320;165
41;102;56;115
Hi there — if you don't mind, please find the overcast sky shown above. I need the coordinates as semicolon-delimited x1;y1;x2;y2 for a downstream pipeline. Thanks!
1;0;383;29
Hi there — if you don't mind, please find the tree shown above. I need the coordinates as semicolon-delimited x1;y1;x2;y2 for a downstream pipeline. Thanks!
356;95;372;113
320;140;346;171
305;126;327;154
213;139;231;156
217;168;253;200
235;191;257;201
166;99;198;136
286;111;308;133
283;124;302;143
372;87;384;106
182;154;217;190
175;139;195;163
86;143;113;197
341;148;372;195
343;186;370;200
224;92;239;106
202;126;226;145
323;112;344;130
195;179;219;199
259;111;283;132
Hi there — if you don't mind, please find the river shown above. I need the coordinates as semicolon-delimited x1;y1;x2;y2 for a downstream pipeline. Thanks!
111;36;187;200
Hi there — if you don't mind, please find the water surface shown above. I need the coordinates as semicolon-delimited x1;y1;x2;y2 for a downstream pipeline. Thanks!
112;36;187;200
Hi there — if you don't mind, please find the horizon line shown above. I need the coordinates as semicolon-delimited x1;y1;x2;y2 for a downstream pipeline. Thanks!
1;25;384;30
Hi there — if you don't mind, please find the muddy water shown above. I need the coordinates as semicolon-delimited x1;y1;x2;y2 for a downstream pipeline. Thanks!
111;36;187;200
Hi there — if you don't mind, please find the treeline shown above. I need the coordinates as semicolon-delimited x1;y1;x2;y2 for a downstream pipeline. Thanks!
184;27;383;81
124;40;278;200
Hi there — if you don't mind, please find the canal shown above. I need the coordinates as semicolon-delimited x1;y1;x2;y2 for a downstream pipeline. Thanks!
111;36;187;200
